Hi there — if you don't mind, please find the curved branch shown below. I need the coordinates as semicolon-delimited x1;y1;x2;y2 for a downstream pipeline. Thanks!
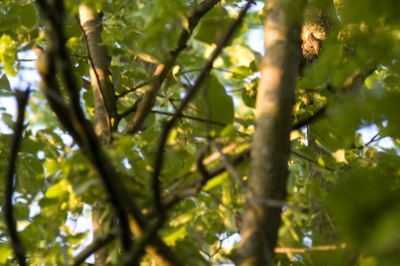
4;88;30;266
69;228;118;266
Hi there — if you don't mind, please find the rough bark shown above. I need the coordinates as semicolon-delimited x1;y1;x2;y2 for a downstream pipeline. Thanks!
79;5;117;265
237;0;306;265
79;4;117;144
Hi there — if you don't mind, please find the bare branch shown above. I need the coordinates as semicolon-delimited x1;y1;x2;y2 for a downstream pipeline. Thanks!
152;110;226;127
4;87;30;266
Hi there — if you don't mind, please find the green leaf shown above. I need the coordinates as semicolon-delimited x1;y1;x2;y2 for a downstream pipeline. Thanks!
242;78;258;108
194;6;247;46
15;201;30;220
20;3;38;30
1;113;14;129
0;35;18;76
203;172;228;191
0;242;12;264
17;155;45;194
162;226;187;245
0;14;20;31
0;74;11;94
40;179;69;209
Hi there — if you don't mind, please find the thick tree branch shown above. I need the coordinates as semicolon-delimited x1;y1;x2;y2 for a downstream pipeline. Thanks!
237;0;306;264
4;88;30;266
122;0;222;135
78;5;118;144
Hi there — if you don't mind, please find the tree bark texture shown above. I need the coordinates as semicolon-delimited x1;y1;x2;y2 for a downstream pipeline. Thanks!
79;4;117;145
237;1;306;265
79;5;116;265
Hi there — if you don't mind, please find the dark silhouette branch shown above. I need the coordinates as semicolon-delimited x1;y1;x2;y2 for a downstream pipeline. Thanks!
35;2;184;265
145;147;251;220
69;228;118;266
152;110;226;127
292;106;326;130
123;218;165;266
74;146;251;256
151;0;255;217
4;87;30;266
35;0;133;252
290;150;335;172
117;82;149;98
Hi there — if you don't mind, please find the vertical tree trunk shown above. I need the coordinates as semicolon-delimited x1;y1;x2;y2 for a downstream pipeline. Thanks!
237;1;305;265
79;5;117;265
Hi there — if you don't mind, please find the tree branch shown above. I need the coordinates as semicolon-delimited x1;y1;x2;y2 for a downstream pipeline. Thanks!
237;0;306;264
145;147;251;220
78;5;118;141
151;0;255;217
69;228;118;266
122;0;222;135
35;3;184;265
4;87;30;266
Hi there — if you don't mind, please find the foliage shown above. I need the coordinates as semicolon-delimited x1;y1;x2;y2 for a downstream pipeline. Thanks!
1;0;400;265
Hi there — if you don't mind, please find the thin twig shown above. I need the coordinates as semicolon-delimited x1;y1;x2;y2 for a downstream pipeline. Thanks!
145;147;251;219
117;82;149;98
290;150;335;171
4;87;30;266
151;110;226;127
211;140;246;188
151;0;255;217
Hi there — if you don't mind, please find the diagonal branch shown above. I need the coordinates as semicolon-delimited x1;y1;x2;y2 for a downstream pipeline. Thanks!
151;0;255;217
70;146;251;259
122;0;222;135
69;228;118;266
35;0;133;252
4;88;30;266
35;2;183;265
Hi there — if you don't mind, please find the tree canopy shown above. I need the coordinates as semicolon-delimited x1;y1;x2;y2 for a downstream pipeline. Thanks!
1;0;400;265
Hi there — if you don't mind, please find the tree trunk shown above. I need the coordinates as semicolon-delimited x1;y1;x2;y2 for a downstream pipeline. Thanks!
237;1;306;265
